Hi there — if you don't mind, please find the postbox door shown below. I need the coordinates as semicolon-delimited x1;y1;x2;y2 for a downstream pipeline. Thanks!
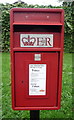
14;52;59;108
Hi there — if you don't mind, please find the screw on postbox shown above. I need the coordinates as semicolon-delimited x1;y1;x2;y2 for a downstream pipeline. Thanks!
10;8;64;110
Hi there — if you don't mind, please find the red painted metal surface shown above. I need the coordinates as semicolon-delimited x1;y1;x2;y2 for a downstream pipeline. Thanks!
10;8;64;110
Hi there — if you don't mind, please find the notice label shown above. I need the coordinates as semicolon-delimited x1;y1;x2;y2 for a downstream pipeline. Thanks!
29;64;46;95
34;54;41;61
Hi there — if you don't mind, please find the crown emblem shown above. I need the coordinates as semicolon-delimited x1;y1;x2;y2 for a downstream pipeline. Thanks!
22;35;36;46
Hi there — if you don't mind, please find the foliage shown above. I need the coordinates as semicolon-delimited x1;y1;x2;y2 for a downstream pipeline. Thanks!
62;2;74;52
0;1;74;52
2;53;72;119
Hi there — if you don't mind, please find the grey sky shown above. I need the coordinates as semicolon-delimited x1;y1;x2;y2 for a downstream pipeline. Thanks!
0;0;63;6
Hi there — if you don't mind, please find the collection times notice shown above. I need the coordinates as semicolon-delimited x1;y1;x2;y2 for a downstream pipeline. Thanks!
29;64;46;95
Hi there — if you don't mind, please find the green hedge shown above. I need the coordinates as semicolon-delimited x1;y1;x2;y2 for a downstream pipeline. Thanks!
0;2;74;52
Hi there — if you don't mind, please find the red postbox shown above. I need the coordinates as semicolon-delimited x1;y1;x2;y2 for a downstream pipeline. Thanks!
10;8;64;110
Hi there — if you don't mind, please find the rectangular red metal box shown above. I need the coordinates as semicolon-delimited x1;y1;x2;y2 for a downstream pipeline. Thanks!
10;8;64;110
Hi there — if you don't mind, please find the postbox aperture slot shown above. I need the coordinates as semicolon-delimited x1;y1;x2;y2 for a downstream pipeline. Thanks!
13;25;62;32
